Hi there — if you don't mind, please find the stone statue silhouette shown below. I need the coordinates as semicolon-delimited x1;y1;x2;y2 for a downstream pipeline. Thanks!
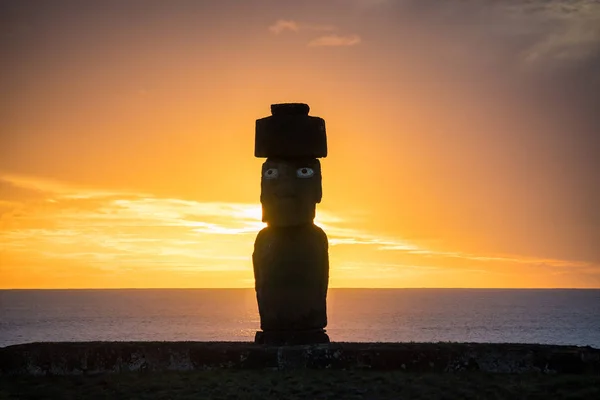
253;103;330;345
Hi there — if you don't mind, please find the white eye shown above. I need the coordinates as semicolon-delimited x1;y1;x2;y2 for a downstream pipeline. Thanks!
296;167;314;178
263;168;279;179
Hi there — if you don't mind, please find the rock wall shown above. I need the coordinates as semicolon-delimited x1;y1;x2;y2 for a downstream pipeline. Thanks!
1;342;598;376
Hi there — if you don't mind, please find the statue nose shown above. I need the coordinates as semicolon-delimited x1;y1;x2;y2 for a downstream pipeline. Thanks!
276;178;296;197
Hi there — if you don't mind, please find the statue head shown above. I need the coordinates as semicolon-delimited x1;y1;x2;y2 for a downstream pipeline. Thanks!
255;103;326;226
260;158;322;226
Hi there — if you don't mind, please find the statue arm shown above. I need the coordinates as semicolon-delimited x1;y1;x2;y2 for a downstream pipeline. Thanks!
322;230;329;298
252;229;266;294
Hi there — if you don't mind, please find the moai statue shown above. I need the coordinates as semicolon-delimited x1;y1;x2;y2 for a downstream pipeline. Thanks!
253;103;330;345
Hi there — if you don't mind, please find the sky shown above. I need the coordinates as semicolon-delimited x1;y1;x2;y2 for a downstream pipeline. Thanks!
1;0;599;288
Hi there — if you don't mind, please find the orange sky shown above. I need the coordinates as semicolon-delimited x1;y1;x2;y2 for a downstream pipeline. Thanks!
1;0;599;288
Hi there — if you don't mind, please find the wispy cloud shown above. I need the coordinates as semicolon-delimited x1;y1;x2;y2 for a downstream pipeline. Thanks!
268;19;360;48
0;174;355;274
0;173;142;199
388;0;600;68
268;19;336;35
2;174;598;287
328;227;597;276
268;20;299;34
308;34;362;47
518;2;600;65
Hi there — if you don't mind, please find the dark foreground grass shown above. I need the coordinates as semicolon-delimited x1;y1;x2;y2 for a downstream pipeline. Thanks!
1;370;599;400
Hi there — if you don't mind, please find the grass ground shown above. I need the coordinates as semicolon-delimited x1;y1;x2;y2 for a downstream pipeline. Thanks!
1;370;599;400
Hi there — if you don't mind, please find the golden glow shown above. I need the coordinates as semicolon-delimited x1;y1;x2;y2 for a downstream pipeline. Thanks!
1;173;598;288
1;1;599;288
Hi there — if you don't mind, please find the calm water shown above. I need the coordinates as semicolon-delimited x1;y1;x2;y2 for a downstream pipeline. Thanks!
1;289;599;348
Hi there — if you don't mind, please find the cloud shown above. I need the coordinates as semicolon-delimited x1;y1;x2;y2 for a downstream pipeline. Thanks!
386;0;600;68
520;4;600;65
0;172;146;199
268;19;299;34
0;174;355;274
467;0;600;71
268;19;337;35
308;34;362;47
267;19;358;48
2;174;598;287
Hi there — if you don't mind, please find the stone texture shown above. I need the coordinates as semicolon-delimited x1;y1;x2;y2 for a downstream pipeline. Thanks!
254;329;330;346
2;342;599;376
260;158;322;226
253;224;329;332
255;103;327;158
253;103;330;345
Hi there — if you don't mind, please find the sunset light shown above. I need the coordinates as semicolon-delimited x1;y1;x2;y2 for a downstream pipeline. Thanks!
1;0;599;289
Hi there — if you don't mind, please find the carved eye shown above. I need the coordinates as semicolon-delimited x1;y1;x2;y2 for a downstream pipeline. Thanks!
296;167;314;178
263;168;279;179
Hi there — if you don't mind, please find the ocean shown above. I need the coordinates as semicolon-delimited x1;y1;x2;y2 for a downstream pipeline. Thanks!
1;289;599;348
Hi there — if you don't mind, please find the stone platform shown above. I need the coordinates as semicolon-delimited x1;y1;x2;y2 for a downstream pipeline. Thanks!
1;342;598;376
254;329;330;345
